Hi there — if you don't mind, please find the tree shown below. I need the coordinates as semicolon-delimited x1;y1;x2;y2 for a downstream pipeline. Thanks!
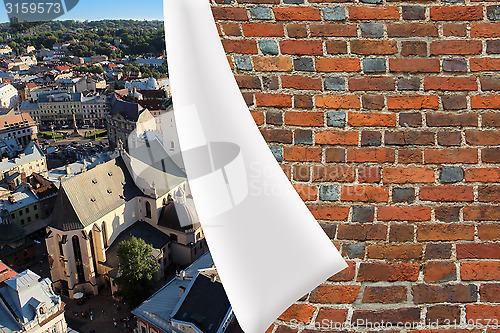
114;236;159;307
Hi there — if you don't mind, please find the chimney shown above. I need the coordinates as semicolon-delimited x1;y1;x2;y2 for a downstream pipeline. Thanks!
65;165;70;175
179;285;185;297
8;195;15;203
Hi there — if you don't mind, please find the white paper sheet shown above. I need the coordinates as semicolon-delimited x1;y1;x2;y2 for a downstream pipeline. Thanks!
163;0;348;331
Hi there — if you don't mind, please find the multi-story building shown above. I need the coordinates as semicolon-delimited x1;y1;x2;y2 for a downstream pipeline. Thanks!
37;91;82;126
0;111;38;150
81;94;108;126
0;84;19;111
0;44;12;56
0;142;47;182
0;209;35;270
0;269;68;333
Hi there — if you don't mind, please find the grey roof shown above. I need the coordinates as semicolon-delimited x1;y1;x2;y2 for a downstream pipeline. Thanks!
104;220;170;274
0;142;44;174
110;94;146;122
50;156;143;231
131;252;214;332
38;92;82;103
0;270;60;331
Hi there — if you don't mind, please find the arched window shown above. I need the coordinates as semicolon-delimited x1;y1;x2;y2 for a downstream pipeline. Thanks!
72;236;85;284
145;201;152;219
102;222;108;248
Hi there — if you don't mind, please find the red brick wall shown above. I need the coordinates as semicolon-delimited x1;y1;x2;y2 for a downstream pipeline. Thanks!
211;0;500;331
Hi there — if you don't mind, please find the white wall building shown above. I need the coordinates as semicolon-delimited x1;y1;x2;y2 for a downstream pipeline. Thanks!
0;84;19;110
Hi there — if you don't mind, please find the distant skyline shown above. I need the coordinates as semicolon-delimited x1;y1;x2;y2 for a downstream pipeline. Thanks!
0;0;164;23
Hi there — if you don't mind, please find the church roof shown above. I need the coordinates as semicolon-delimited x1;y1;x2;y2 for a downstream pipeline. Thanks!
50;156;143;231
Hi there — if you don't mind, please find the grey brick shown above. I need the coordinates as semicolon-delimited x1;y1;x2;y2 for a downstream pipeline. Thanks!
284;0;304;3
345;243;365;259
266;110;282;125
250;7;272;20
488;6;500;21
324;77;345;91
327;111;346;127
442;59;467;72
363;58;386;73
361;131;382;146
319;185;339;201
352;206;374;222
398;77;420;91
442;0;465;3
323;7;345;21
360;23;384;38
402;6;426;20
440;166;464;183
393;188;415;203
269;146;283;162
258;40;278;55
294;129;313;145
294;57;314;72
234;56;252;71
360;0;382;4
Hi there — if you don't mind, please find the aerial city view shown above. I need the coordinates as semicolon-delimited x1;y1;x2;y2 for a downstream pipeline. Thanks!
0;11;240;333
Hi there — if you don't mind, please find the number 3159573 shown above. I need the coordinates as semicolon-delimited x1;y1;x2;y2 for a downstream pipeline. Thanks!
5;2;62;14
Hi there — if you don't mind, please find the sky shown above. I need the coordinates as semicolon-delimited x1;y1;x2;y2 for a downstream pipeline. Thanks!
0;0;165;23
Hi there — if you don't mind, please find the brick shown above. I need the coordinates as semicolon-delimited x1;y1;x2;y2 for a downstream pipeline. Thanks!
325;148;346;163
457;243;500;259
357;262;420;282
258;40;278;55
398;77;421;91
349;77;395;91
479;185;500;202
443;23;467;37
280;40;322;56
352;308;421;325
260;129;293;143
251;110;264;124
399;149;423;164
403;6;426;20
389;59;439;73
347;148;395;163
480;284;500;302
323;7;346;21
269;146;283;162
310;23;357;37
253;56;292;72
417;224;475;241
320;223;336;239
351;40;398;55
413;284;477;304
471;57;500;71
326;111;346;127
464;205;500;221
358;166;381;182
344;243;365;259
255;93;292;107
420;185;473;202
308;204;349;221
466;130;500;145
212;7;248;20
436;207;460;222
262;76;279;90
426;113;478;127
340;185;389;202
221;23;242;36
316;58;360;72
430;6;483;21
352;206;375;222
234;56;253;70
471;23;500;37
326;40;348;54
461;262;500;281
278;304;316;323
363;286;407;304
392;188;415;203
316;95;360;109
483;113;500;126
282;75;321;90
274;7;321;21
349;6;400;20
294;95;313;109
430;40;482;55
487;40;500;54
378;206;431;221
315;308;348;324
440;166;464;183
467;305;500;321
383;167;434;183
424;76;478;91
323;77;346;91
287;23;307;38
312;165;355;182
389;224;414;241
368;244;423;260
481;76;500;90
294;129;312;145
426;305;460;325
399;113;422;127
401;41;427;56
235;75;261;89
385;131;434;145
293;165;310;182
361;131;382;146
284;111;323;126
441;95;467;110
437;132;461;146
293;58;314;72
310;285;360;304
360;23;384;38
274;326;296;333
283;147;321;162
424;262;457;283
487;5;500;20
465;168;500;182
425;243;453;260
387;23;438;37
315;130;358;145
443;58;468;72
319;185;340;201
362;95;385;110
483;147;500;162
250;6;272;20
363;58;386;73
337;224;387;240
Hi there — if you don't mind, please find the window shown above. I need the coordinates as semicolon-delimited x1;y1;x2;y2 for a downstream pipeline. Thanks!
145;201;151;219
25;207;29;213
102;222;108;248
35;213;39;219
19;210;23;216
20;219;25;225
34;204;37;210
27;217;31;223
